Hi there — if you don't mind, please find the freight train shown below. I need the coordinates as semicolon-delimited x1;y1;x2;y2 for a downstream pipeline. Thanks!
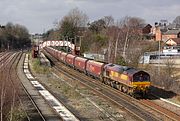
44;46;151;97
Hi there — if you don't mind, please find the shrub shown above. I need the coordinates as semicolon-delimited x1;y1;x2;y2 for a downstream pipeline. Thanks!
32;58;50;74
116;56;126;66
7;107;26;121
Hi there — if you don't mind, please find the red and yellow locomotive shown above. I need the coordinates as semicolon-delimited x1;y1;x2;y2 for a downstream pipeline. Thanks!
103;63;150;96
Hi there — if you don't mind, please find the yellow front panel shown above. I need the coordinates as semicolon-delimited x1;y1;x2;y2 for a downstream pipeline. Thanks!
132;82;150;86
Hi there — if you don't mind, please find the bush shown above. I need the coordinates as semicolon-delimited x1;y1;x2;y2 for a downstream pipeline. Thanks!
116;56;126;66
32;58;50;74
7;107;26;121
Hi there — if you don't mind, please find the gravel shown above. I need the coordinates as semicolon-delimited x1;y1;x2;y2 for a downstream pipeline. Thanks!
29;61;137;121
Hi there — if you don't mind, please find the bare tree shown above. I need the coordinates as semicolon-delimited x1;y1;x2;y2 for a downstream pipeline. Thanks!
165;58;175;77
172;16;180;26
58;8;88;39
103;16;114;28
68;8;88;28
115;16;146;66
106;25;119;63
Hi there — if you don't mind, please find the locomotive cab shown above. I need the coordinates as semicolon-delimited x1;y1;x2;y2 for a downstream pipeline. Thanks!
132;71;150;95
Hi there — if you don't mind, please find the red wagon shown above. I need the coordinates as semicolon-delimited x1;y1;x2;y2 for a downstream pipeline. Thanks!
66;54;76;67
60;52;67;63
74;57;89;72
86;60;105;78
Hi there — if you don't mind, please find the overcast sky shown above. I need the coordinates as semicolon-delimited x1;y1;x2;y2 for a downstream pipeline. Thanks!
0;0;180;34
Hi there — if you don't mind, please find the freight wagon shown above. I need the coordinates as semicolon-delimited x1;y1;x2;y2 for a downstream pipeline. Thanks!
86;60;105;78
74;57;88;73
66;54;76;67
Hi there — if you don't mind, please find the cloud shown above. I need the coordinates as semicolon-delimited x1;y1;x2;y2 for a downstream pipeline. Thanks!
0;0;180;33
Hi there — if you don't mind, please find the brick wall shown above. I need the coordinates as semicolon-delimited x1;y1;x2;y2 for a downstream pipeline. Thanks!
162;34;177;40
155;27;162;41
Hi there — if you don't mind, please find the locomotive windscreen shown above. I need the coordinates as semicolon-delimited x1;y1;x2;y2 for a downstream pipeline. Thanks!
133;71;150;82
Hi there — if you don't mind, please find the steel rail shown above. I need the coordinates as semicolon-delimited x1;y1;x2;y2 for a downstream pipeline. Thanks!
3;52;46;121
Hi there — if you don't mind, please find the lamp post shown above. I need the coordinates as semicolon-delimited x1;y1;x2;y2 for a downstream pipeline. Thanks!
158;39;161;74
65;36;69;53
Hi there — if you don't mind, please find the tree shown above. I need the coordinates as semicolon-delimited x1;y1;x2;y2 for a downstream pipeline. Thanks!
58;8;88;40
104;16;146;65
103;16;114;28
88;19;106;33
117;17;145;67
0;22;30;50
164;58;175;78
172;16;180;25
80;16;113;54
105;25;120;63
88;16;114;34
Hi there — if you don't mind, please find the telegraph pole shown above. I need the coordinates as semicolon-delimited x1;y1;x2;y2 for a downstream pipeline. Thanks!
158;39;161;75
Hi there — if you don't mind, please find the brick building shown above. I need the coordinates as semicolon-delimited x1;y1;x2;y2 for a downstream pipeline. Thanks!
165;38;180;46
162;29;180;41
154;26;180;41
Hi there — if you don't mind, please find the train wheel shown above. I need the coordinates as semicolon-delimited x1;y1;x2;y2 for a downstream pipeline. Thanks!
116;84;120;90
99;76;103;82
104;78;108;85
113;82;117;88
125;88;129;94
142;91;148;99
128;88;133;96
122;86;128;93
120;86;124;92
110;81;114;87
101;77;105;83
107;79;111;86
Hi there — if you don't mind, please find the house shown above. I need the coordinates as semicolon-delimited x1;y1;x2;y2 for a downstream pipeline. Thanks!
154;27;180;41
167;23;180;30
165;38;180;46
153;20;180;41
142;24;155;40
142;24;152;34
155;26;162;41
163;38;180;53
162;29;180;41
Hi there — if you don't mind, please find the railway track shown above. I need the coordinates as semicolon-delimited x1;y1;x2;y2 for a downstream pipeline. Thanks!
44;50;180;121
0;52;46;121
0;52;13;69
140;98;180;121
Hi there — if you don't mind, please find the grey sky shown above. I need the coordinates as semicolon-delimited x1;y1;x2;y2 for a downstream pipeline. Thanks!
0;0;180;33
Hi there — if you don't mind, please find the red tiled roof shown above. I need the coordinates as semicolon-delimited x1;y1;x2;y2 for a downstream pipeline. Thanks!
170;38;180;44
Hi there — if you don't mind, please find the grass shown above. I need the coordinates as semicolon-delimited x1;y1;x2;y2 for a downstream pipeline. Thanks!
177;96;180;102
32;58;50;74
48;78;82;100
60;83;82;99
7;107;26;121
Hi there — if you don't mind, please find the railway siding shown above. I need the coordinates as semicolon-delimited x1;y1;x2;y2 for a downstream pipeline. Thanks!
23;54;79;121
17;53;61;121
